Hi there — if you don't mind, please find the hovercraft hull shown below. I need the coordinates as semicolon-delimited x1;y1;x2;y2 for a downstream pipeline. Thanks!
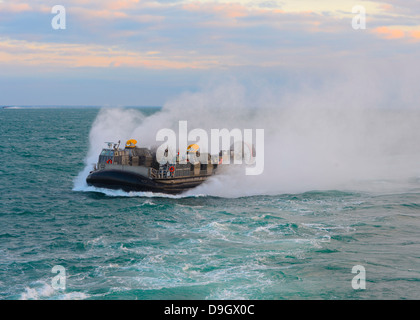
86;169;207;194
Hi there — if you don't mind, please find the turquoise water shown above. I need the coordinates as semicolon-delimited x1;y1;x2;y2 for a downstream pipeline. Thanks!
1;107;420;300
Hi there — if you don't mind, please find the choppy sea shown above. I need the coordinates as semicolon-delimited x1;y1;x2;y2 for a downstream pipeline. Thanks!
1;107;419;300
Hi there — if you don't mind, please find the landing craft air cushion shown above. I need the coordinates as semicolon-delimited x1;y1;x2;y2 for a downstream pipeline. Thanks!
86;139;234;194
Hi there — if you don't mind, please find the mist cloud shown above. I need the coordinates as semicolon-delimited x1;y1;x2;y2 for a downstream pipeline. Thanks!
75;62;420;197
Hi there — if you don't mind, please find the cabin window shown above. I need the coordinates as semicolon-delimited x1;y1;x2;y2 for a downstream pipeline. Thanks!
100;150;114;156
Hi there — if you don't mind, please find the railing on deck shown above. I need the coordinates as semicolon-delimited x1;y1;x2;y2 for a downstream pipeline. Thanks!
150;168;158;178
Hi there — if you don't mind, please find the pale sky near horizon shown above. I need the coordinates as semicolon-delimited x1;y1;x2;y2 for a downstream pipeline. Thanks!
0;0;419;106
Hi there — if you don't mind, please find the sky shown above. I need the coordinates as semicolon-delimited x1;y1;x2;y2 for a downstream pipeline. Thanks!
0;0;420;106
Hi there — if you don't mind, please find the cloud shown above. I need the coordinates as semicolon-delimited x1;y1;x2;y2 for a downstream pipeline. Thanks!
372;26;420;41
0;2;32;13
411;30;420;39
0;37;219;69
373;26;406;39
182;2;251;19
379;0;420;15
1;0;420;107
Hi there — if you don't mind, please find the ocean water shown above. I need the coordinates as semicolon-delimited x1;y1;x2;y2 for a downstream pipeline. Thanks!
1;107;420;300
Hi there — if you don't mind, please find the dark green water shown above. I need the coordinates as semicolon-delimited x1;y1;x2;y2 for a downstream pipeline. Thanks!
1;107;419;299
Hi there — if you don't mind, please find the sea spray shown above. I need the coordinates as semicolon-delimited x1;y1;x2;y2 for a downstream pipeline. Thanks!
73;108;146;190
75;81;420;197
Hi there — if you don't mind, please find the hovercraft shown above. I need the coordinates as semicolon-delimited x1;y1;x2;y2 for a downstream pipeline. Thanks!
86;139;229;194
